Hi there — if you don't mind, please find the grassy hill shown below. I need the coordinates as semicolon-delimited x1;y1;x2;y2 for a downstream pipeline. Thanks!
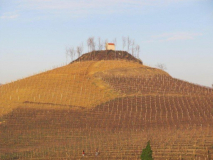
0;51;213;159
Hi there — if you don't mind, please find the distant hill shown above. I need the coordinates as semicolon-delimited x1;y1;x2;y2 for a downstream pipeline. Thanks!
0;51;213;159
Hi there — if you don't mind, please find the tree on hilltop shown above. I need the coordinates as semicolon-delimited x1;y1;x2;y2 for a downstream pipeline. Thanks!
127;36;131;52
90;37;95;51
132;39;135;57
77;43;83;58
69;47;75;62
87;37;95;52
122;36;126;51
156;63;167;71
65;47;69;64
135;45;140;59
66;36;141;62
140;140;153;160
98;37;103;50
113;38;117;47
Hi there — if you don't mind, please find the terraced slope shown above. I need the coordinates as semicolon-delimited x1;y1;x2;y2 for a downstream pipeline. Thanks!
0;51;213;159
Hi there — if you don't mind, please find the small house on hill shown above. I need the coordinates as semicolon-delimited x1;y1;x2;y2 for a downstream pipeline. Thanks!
105;43;115;50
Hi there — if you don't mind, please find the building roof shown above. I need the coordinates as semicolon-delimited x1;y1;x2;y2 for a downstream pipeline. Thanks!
108;43;115;45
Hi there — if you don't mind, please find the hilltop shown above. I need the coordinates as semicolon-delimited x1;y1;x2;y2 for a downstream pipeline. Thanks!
0;51;213;159
72;50;143;64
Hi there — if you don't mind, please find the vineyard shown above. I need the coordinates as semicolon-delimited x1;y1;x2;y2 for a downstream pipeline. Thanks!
0;51;213;159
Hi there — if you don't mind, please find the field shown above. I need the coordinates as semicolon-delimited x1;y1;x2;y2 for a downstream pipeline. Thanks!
0;53;213;159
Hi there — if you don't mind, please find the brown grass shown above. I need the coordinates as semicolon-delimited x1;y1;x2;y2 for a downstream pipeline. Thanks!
0;58;213;159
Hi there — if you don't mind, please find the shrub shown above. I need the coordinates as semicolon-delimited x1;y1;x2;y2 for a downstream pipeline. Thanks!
141;140;153;160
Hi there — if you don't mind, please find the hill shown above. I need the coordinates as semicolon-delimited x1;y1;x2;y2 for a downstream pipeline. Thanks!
0;51;213;159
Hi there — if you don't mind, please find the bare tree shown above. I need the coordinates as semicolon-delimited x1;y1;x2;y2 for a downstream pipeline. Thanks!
87;37;95;51
91;37;95;51
156;63;167;71
69;47;75;62
87;37;94;59
131;40;135;56
113;38;117;50
77;43;83;58
73;48;76;60
87;37;93;52
98;37;103;50
135;45;140;58
87;38;90;52
127;36;131;52
65;47;69;64
77;47;80;58
81;43;84;55
113;38;117;58
122;37;126;51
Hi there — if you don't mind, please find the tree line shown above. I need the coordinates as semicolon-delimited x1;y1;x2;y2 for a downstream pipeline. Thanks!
65;37;141;63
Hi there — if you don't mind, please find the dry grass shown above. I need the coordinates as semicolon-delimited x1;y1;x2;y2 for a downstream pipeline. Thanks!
0;60;152;116
0;58;213;159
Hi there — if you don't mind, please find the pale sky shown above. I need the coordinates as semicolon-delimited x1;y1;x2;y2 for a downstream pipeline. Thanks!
0;0;213;87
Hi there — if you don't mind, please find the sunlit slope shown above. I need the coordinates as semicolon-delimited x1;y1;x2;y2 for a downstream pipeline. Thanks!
1;58;212;117
0;60;160;116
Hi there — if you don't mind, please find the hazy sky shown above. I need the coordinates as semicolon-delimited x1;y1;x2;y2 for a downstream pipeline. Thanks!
0;0;213;87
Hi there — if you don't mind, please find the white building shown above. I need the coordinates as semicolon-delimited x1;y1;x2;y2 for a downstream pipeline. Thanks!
105;43;115;50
